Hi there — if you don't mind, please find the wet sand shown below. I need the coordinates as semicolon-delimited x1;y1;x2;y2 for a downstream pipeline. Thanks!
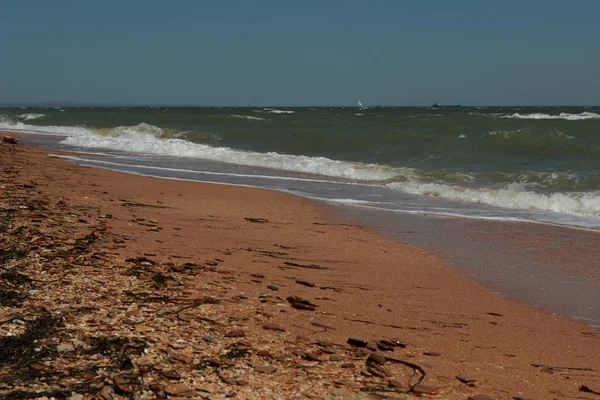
335;205;600;327
1;135;599;399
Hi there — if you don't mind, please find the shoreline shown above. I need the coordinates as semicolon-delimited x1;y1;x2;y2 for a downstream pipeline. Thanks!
1;137;600;399
8;127;600;233
19;131;600;326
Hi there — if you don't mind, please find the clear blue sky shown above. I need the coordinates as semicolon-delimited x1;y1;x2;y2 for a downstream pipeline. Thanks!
1;0;598;106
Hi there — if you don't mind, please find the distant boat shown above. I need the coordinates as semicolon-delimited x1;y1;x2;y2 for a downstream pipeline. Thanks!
432;102;461;108
358;100;365;109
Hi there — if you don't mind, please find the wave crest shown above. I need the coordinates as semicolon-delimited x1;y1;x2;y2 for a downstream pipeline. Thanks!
388;181;600;217
504;112;600;120
17;113;47;121
231;114;265;121
58;129;404;181
263;108;295;114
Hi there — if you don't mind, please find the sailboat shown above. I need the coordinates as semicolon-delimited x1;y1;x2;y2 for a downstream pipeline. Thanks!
358;100;364;109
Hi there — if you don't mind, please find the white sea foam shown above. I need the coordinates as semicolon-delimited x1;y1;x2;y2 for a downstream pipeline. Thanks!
55;155;378;186
265;109;295;114
486;130;574;139
0;116;402;181
17;123;401;181
62;134;401;180
387;181;600;217
327;198;375;205
17;113;47;121
0;116;93;136
231;114;265;121
504;112;600;120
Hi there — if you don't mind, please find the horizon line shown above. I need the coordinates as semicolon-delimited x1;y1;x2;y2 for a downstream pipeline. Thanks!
1;102;599;108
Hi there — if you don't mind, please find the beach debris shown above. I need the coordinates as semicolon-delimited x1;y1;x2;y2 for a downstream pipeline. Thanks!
161;370;183;380
580;384;600;395
304;351;322;361
347;338;369;347
486;312;503;317
367;352;386;365
360;354;427;396
290;302;317;311
310;321;335;331
281;261;328;270
254;365;276;374
98;386;116;399
164;383;195;397
244;217;268;223
366;365;386;378
296;279;316;287
225;329;246;338
457;375;477;385
386;338;407;348
411;384;439;396
469;395;495;400
262;323;286;332
375;340;395;352
286;295;318;311
1;136;18;144
388;379;406;389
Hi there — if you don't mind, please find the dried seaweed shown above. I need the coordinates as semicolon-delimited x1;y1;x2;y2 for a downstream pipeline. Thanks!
0;249;28;265
0;288;28;306
0;309;60;367
0;270;32;285
86;336;146;358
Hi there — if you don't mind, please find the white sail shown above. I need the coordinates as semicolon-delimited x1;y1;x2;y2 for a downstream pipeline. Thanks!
358;100;363;109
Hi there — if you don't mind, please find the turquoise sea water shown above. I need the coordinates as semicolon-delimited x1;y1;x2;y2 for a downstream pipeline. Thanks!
2;106;600;229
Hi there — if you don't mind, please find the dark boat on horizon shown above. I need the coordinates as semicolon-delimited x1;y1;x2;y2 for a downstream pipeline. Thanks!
432;102;462;108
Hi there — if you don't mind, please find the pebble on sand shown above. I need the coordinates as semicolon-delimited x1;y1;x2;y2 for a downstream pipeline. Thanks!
456;375;477;384
164;383;195;397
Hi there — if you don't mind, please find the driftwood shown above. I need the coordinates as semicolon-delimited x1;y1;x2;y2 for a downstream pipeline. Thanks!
360;355;427;395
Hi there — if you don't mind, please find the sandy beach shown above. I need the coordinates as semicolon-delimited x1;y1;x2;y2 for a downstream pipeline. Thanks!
1;135;599;399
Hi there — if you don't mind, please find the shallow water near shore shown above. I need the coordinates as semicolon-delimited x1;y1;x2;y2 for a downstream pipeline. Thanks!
13;132;600;327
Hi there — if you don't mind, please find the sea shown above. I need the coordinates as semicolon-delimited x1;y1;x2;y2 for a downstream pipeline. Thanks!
2;105;600;229
2;105;600;326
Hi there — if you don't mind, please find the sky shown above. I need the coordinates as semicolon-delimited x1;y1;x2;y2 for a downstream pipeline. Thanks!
1;0;599;106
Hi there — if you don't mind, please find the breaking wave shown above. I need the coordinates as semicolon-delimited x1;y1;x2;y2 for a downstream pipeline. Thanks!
0;115;93;136
231;114;265;121
504;112;600;120
264;108;295;114
0;115;409;181
60;131;405;181
388;181;600;217
17;113;47;121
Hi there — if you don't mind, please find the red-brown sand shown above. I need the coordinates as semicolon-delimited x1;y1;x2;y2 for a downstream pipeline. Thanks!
1;135;599;399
